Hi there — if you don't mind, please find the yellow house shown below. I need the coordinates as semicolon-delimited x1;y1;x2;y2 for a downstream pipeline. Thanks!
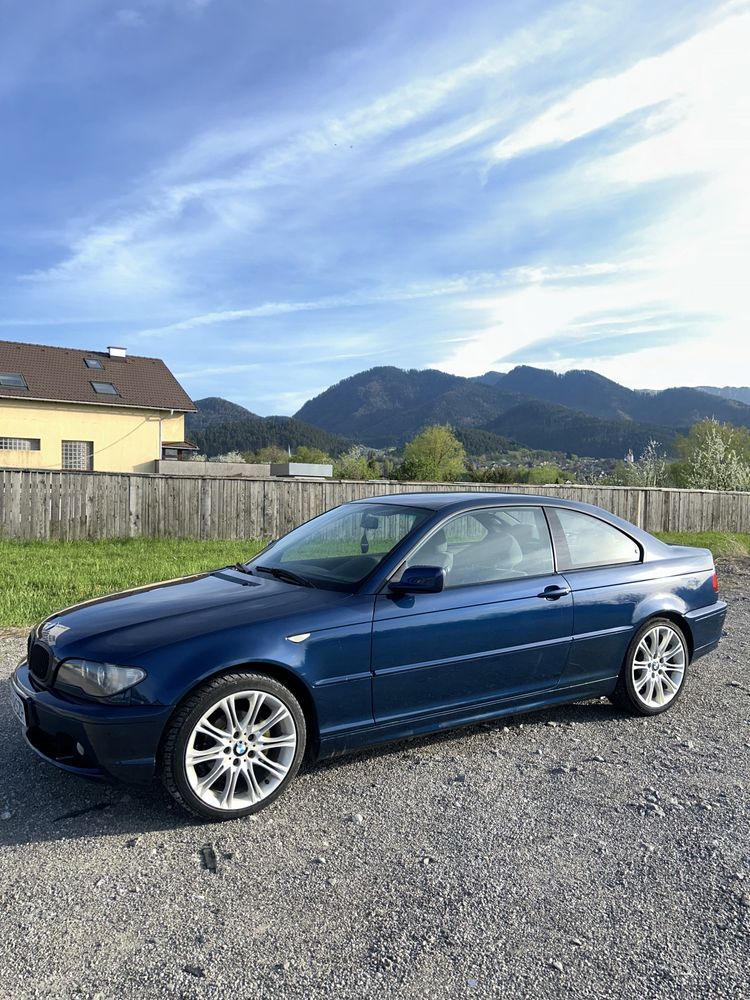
0;340;197;473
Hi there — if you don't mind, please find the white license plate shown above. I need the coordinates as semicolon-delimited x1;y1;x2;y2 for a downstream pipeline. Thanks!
11;691;27;728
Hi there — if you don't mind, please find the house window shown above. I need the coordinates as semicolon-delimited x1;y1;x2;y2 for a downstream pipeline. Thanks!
84;358;103;369
62;440;94;471
90;381;118;395
0;437;41;451
0;372;28;388
162;443;198;462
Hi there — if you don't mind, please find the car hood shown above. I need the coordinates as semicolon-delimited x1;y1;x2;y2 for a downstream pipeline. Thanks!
37;568;351;663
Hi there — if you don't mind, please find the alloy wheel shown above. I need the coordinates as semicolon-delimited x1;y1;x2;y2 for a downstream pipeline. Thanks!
184;689;297;812
631;624;686;710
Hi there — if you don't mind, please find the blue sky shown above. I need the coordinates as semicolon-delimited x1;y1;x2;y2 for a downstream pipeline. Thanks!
2;0;748;414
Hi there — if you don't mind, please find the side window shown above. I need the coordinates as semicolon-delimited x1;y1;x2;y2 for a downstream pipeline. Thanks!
551;508;640;570
442;513;487;548
399;506;554;588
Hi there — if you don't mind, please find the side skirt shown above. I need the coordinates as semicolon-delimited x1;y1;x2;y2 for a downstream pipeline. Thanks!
317;676;618;759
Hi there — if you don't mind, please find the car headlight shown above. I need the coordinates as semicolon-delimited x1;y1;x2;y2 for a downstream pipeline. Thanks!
55;660;147;698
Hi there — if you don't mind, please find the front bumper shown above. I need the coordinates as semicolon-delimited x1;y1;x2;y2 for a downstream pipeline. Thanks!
11;663;173;784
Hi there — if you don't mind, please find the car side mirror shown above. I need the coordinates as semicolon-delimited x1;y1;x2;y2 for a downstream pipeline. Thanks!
388;565;445;594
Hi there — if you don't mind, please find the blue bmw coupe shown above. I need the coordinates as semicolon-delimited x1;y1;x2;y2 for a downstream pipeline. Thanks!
12;493;726;820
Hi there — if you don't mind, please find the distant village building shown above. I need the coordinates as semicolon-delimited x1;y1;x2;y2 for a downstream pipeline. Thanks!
0;340;197;473
624;448;635;464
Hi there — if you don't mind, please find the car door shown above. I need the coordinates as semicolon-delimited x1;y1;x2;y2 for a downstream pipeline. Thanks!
544;506;645;687
371;506;574;724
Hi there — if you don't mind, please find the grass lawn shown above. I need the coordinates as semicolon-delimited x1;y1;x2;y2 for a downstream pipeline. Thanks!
1;531;747;628
0;538;265;628
654;531;750;559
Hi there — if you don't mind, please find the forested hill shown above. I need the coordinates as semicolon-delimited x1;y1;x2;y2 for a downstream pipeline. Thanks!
186;404;351;457
293;364;750;454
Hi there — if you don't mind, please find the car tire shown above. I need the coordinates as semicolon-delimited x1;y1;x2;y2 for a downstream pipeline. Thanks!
610;617;689;716
161;671;306;821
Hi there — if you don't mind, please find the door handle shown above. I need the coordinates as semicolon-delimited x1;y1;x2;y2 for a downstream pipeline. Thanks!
538;585;571;600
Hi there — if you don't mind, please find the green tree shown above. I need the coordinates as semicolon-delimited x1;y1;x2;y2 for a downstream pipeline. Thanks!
291;446;334;465
622;440;671;487
463;465;519;484
381;456;399;480
333;447;379;480
525;465;561;485
252;446;290;463
675;419;750;491
676;419;750;465
602;461;630;486
400;425;466;482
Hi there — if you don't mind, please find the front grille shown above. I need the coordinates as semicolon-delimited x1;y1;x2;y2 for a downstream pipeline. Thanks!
28;642;53;682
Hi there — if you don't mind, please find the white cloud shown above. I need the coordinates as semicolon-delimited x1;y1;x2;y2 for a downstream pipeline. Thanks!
131;263;636;340
22;5;579;292
7;0;748;403
175;363;260;379
435;4;750;390
489;4;745;165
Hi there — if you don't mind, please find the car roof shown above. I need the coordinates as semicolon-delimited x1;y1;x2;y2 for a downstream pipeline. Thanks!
351;491;577;511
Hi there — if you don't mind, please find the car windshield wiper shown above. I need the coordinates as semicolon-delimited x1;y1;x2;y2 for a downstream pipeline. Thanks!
231;563;254;575
255;565;316;588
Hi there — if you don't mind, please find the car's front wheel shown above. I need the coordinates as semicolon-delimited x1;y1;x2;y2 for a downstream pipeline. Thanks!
162;671;306;820
610;617;689;716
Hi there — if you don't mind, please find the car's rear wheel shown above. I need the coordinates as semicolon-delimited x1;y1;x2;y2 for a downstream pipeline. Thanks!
161;671;306;820
610;618;689;716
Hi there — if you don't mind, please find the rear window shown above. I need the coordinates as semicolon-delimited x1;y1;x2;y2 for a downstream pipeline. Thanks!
551;508;641;570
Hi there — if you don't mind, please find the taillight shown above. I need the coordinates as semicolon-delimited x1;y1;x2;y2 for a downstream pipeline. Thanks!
712;570;718;593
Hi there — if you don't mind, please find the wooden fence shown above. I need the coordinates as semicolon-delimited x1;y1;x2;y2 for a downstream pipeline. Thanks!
1;467;749;541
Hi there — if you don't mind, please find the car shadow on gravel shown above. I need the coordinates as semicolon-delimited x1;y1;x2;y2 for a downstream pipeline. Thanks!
308;697;624;774
1;693;623;849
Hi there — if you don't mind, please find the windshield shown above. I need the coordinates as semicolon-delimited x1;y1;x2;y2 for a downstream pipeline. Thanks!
248;502;431;591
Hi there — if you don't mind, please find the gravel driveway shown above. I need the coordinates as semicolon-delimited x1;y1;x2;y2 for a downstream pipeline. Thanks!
1;569;748;1000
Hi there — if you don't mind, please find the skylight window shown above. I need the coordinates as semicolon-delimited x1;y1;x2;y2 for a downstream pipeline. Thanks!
84;358;103;369
0;372;28;388
91;381;119;395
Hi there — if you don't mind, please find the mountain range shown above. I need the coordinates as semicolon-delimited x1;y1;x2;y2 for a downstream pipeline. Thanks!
293;366;750;456
186;397;351;457
186;368;750;460
698;385;750;406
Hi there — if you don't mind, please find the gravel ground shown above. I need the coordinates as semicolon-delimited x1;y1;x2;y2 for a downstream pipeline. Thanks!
0;567;748;1000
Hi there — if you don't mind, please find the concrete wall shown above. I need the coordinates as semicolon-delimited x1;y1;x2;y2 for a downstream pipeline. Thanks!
270;462;333;478
156;460;272;478
0;397;185;474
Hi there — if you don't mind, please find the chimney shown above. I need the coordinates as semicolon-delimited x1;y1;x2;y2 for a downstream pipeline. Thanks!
108;346;127;358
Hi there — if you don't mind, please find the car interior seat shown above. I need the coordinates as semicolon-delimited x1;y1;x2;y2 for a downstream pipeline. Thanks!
482;529;523;572
411;528;454;574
